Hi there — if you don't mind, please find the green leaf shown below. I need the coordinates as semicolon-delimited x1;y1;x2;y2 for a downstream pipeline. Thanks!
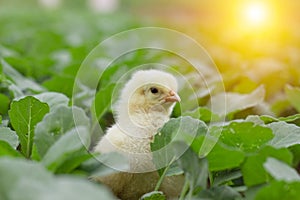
0;141;22;157
219;122;274;153
1;59;45;92
30;144;41;161
290;144;300;167
34;105;90;158
242;146;293;186
165;164;184;177
81;152;130;177
263;157;300;182
55;150;92;174
174;142;209;193
0;93;10;115
213;170;242;187
42;126;91;172
278;114;300;123
8;96;49;157
209;85;265;116
0;127;19;149
207;142;245;171
140;191;166;200
92;84;116;121
0;157;115;200
248;114;300;125
268;121;300;148
43;75;74;97
34;92;69;110
285;84;300;112
242;155;270;187
255;181;300;200
151;116;207;173
197;186;242;200
183;107;220;123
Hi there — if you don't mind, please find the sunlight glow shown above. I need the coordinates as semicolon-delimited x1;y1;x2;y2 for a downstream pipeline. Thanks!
244;2;269;25
233;0;280;35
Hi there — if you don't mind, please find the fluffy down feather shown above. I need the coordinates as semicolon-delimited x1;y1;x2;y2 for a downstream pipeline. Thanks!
93;69;184;200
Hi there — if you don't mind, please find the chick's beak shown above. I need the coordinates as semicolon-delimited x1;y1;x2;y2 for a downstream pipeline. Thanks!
165;90;181;103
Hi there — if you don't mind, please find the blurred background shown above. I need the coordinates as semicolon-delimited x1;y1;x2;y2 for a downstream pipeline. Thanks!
1;0;300;117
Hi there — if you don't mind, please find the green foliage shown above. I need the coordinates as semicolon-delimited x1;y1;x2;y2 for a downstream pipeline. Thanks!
0;2;300;200
151;116;300;199
285;85;300;113
8;96;49;157
0;158;115;200
34;105;89;157
0;127;19;149
267;121;300;148
219;122;273;153
41;126;90;172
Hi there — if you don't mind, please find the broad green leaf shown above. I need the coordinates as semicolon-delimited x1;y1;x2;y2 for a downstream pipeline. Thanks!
285;84;300;112
255;181;300;200
55;150;92;174
219;122;274;153
93;84;116;121
0;141;22;157
268;121;300;148
197;186;242;200
8;96;49;157
43;75;74;97
34;105;90;157
242;155;270;187
0;127;19;149
140;191;166;200
183;107;220;123
0;157;115;200
1;59;45;92
42;126;90;172
207;142;245;171
0;157;52;199
209;85;265;116
34;92;69;110
242;146;293;186
263;157;300;182
82;152;130;177
151;116;207;172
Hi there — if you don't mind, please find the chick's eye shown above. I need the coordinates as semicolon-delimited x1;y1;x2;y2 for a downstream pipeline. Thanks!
150;87;159;94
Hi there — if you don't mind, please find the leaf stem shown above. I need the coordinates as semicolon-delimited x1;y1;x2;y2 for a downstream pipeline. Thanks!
154;157;176;191
179;179;189;200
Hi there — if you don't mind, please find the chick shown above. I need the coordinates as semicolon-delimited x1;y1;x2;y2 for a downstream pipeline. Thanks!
93;69;184;200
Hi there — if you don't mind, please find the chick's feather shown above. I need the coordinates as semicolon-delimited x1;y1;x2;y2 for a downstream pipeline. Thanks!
93;70;184;200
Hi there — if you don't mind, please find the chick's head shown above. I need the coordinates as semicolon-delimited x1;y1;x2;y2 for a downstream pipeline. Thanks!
117;70;180;129
132;83;180;111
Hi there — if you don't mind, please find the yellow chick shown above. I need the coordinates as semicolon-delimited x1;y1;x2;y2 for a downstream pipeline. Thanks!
93;69;184;200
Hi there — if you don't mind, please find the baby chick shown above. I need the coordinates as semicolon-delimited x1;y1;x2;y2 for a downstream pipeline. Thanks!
93;69;184;200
